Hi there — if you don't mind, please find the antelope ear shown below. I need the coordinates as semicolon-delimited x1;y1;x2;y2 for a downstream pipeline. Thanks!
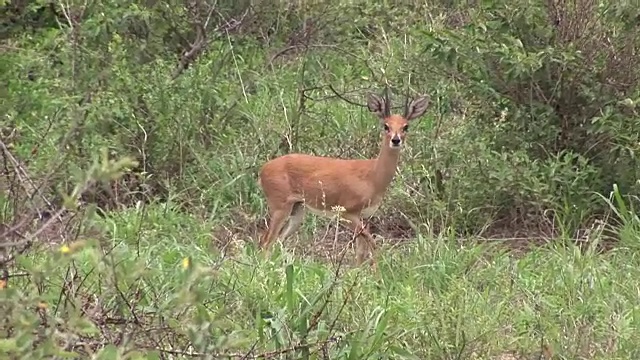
405;95;430;121
367;93;386;120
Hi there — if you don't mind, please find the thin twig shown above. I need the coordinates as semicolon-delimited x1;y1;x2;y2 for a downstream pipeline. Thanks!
150;332;351;359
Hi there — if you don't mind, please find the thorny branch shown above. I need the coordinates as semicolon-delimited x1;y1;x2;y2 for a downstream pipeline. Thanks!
0;137;93;289
325;84;414;114
0;140;57;217
150;332;353;359
171;1;248;80
269;44;337;64
326;84;369;108
0;140;57;271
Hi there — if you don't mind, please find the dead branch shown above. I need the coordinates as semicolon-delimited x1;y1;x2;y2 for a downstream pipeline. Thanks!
269;44;338;64
0;208;67;253
150;331;353;358
171;3;248;80
326;84;369;108
0;139;56;214
171;1;209;80
0;136;98;276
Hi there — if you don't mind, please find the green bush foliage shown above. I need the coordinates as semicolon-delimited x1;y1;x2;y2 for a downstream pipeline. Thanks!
2;0;640;358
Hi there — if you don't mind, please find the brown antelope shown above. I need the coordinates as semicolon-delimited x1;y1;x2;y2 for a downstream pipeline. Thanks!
257;91;430;266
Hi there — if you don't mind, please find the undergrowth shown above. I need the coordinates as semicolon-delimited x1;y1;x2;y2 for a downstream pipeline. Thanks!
4;199;640;358
2;0;640;358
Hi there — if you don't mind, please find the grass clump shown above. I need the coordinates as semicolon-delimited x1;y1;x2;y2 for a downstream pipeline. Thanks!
4;200;640;358
2;0;640;358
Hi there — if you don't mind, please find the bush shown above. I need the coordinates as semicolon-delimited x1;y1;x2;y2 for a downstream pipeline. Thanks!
2;0;640;357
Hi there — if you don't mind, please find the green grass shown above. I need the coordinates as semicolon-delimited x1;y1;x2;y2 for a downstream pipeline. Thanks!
3;6;640;359
5;202;640;359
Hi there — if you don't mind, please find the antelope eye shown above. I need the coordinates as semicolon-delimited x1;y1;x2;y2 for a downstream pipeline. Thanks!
403;125;409;132
383;124;390;132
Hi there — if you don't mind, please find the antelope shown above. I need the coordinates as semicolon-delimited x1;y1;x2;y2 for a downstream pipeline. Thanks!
257;91;430;266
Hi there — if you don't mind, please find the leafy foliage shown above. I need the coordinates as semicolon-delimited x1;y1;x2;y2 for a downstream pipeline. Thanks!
2;0;640;358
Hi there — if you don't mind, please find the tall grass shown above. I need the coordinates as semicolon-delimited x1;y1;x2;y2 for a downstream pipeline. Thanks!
3;4;640;359
3;198;640;358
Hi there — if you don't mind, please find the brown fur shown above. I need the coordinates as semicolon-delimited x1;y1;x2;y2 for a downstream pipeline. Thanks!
258;93;430;267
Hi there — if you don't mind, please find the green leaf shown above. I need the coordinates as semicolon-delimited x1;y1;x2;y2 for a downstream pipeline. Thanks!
371;308;390;349
0;338;17;352
138;350;161;360
95;344;120;360
285;263;295;313
55;350;80;358
347;336;361;360
388;345;420;360
75;317;100;335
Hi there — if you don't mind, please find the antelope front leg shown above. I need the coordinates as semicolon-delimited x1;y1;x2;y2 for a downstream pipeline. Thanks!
341;213;377;268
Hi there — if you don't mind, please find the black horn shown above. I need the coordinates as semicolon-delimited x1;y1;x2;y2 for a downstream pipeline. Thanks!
383;86;391;117
403;86;410;118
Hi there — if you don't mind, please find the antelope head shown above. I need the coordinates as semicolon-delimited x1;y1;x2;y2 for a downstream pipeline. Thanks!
367;92;430;149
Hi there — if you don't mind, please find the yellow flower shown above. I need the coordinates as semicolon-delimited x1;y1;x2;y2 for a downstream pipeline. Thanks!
59;241;86;254
181;257;190;270
60;245;71;254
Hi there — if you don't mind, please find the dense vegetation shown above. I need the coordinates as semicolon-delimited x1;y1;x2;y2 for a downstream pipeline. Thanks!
2;0;640;358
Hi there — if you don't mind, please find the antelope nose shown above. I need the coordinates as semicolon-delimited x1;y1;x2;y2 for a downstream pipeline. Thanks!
391;137;401;146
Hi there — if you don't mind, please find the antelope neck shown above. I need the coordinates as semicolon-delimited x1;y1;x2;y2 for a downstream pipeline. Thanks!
372;137;401;191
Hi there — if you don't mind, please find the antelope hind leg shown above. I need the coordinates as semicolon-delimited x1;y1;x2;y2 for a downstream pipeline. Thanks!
341;213;377;268
278;202;305;240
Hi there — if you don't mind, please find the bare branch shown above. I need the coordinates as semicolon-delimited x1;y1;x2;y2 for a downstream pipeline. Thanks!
149;322;353;359
326;84;368;108
171;16;207;79
269;44;337;65
171;4;249;80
